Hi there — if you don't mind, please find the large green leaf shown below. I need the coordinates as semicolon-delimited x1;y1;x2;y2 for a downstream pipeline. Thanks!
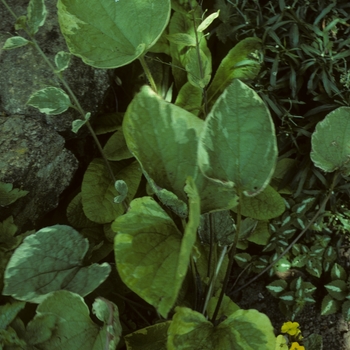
123;85;238;213
82;159;142;224
198;79;277;196
311;106;350;175
57;0;171;68
3;225;111;303
27;291;121;350
207;37;263;110
167;307;275;350
113;193;199;318
123;85;203;200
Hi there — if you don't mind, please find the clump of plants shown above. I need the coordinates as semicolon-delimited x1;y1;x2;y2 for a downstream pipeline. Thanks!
1;0;350;349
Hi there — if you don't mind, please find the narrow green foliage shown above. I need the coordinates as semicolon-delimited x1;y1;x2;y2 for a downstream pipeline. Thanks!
197;10;220;33
206;37;263;110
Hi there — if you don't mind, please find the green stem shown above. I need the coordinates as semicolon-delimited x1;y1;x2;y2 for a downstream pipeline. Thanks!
190;3;209;117
138;55;158;93
190;257;199;311
210;194;242;324
202;245;227;315
230;171;340;296
207;213;214;278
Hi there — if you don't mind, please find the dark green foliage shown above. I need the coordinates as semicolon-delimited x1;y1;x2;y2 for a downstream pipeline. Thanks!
214;0;350;198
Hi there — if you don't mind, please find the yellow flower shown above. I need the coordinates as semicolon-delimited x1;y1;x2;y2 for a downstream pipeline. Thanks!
289;341;305;350
281;321;301;336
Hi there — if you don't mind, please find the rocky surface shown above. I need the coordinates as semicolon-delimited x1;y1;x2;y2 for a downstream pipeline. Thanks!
0;0;114;230
0;115;78;231
0;0;111;136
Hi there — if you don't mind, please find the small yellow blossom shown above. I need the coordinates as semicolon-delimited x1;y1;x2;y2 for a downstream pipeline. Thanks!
289;341;305;350
281;321;301;336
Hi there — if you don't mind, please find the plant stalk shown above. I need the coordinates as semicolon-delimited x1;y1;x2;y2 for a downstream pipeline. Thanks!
210;194;242;323
138;55;158;94
190;4;209;117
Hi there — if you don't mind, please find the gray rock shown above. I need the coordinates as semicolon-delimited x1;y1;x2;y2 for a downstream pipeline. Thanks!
0;0;111;136
0;0;113;231
0;115;78;231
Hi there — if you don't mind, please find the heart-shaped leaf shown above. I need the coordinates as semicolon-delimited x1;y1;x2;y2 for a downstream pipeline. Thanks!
167;307;276;350
57;0;171;68
82;159;142;224
27;291;121;350
113;188;199;318
198;79;277;196
3;225;111;303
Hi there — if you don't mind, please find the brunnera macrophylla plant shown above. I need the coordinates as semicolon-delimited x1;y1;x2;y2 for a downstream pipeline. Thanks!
0;0;276;348
1;0;350;349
